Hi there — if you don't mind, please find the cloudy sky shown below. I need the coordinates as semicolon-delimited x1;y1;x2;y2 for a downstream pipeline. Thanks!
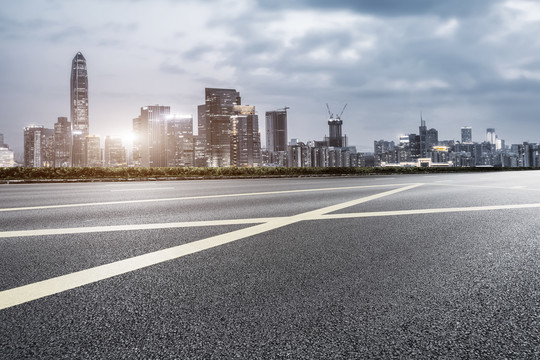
2;0;540;154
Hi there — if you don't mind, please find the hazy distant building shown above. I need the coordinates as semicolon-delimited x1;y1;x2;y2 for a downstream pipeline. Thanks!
486;128;496;145
198;88;241;167
426;128;438;150
230;105;261;167
70;52;89;167
461;126;472;143
54;117;71;167
132;105;171;167
24;125;54;167
104;136;126;167
419;118;427;157
86;135;101;167
166;114;194;167
0;133;14;167
265;109;288;165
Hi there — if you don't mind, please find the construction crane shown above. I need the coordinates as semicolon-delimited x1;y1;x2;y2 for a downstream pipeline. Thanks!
337;104;347;120
281;106;290;112
326;103;334;119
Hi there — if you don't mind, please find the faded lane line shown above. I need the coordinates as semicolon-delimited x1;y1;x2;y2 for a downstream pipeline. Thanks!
0;184;420;310
110;187;175;192
319;203;540;219
425;183;540;191
0;218;280;238
0;183;410;212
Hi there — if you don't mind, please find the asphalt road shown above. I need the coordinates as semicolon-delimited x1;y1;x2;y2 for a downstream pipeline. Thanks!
1;171;540;359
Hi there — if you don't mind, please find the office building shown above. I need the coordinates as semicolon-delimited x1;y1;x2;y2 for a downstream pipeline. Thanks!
24;125;54;167
486;128;496;145
265;109;288;165
104;136;126;167
166;114;194;167
0;146;14;167
230;105;261;167
54;117;72;167
426;128;439;150
461;126;472;143
86;135;102;167
198;88;241;167
419;118;427;157
70;52;89;167
132;105;171;167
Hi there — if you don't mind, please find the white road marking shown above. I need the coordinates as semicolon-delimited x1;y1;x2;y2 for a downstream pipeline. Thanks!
0;184;420;310
426;183;540;191
0;183;410;212
110;187;175;192
320;203;540;219
0;218;279;238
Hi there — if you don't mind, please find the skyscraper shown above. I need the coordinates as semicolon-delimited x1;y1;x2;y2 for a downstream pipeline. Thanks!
265;109;288;165
486;128;496;145
419;117;427;157
85;135;101;167
104;136;126;167
198;88;241;167
265;109;288;153
132;105;171;167
166;114;194;167
461;126;472;143
230;105;261;167
70;52;89;167
54;117;72;167
24;125;54;167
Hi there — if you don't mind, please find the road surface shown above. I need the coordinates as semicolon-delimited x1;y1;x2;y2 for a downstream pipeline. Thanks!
1;171;540;358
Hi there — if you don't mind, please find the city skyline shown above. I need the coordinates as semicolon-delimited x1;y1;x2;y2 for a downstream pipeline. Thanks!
2;1;540;154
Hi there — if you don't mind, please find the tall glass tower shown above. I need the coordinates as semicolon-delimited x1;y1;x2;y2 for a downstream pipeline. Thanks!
70;52;89;167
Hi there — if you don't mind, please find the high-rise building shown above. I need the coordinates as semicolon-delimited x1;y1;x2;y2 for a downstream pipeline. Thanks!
132;105;171;167
0;134;14;167
265;108;288;165
265;109;288;153
486;128;496;145
419;117;427;157
104;136;126;167
166;114;194;167
54;117;72;167
230;105;261;167
461;126;472;143
85;135;101;167
70;52;89;167
24;125;54;167
426;128;438;150
198;88;241;167
0;146;14;167
328;118;343;147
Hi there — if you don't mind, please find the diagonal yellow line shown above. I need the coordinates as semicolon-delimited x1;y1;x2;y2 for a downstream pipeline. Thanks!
0;183;420;310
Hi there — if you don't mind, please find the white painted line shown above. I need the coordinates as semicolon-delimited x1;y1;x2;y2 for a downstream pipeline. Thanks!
0;184;420;310
110;187;175;192
319;203;540;219
0;183;409;213
426;183;540;191
0;218;281;238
